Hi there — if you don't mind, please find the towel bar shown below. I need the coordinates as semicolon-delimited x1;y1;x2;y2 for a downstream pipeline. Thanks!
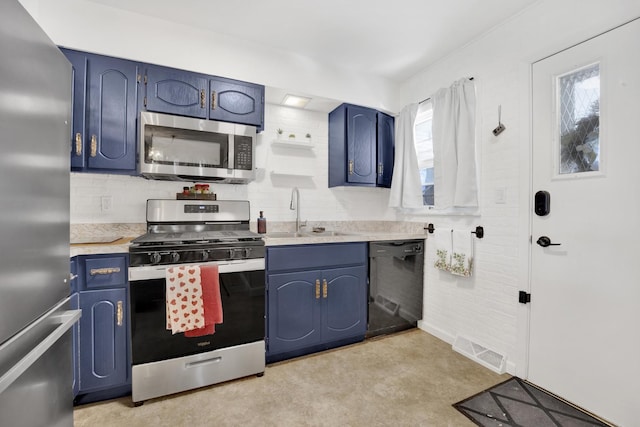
424;224;484;239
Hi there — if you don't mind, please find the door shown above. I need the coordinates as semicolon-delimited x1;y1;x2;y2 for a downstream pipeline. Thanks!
86;54;138;171
376;112;394;187
267;270;322;355
209;77;264;128
529;18;640;426
61;48;88;170
79;288;127;392
347;105;376;185
322;265;367;342
144;64;208;118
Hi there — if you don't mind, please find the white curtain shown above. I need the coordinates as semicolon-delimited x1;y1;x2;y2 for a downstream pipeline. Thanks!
389;103;423;209
432;78;478;208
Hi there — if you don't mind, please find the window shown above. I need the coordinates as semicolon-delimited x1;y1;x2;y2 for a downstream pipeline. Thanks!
558;63;600;175
414;102;434;206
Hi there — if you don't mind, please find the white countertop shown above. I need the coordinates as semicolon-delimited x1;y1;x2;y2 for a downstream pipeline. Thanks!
262;231;426;246
69;221;429;256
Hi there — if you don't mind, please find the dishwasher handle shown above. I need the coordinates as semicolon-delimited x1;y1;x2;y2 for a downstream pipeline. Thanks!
369;240;423;258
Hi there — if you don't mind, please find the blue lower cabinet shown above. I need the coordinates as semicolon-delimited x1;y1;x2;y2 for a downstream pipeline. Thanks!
268;270;323;354
72;253;131;404
78;288;128;392
266;243;368;362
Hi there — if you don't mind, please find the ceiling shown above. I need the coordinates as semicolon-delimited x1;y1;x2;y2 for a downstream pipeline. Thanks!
85;0;540;83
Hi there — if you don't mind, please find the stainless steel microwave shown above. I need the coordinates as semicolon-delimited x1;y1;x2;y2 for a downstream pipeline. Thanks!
139;111;256;183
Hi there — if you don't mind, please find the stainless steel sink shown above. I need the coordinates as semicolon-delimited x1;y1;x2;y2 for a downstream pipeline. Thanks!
264;231;307;238
304;231;350;236
265;230;352;238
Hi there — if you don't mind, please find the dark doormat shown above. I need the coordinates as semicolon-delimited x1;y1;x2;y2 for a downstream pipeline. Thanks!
453;377;612;426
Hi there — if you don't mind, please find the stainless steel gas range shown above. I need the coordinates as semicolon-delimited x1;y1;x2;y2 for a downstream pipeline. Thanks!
128;199;265;405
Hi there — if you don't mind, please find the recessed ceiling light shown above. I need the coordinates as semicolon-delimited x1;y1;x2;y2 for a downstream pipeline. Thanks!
282;94;311;108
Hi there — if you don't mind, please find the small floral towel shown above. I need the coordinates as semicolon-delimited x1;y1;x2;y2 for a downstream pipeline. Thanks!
433;229;474;277
450;230;473;277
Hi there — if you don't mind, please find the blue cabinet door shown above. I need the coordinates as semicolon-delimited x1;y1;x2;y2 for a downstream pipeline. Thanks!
143;64;208;118
267;270;322;355
61;49;87;170
347;105;377;185
322;265;368;343
377;112;395;188
86;54;138;171
209;77;264;129
78;288;127;392
329;104;379;187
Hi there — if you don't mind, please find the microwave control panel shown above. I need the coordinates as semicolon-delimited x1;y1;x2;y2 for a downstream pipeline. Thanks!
234;136;253;170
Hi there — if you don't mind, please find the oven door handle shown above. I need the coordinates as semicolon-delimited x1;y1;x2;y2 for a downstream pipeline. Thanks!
128;258;265;281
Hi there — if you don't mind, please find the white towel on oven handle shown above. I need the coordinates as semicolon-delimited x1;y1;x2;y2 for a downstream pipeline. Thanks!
166;265;205;334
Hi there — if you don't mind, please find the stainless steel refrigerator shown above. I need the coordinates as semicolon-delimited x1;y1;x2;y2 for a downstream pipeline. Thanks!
0;1;80;426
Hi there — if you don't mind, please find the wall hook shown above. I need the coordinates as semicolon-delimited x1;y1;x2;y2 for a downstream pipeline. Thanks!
492;105;506;136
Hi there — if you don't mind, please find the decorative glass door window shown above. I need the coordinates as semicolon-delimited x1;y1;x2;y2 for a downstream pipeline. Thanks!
557;63;600;174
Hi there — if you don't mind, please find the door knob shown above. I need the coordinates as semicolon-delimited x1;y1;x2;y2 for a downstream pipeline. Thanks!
536;236;561;247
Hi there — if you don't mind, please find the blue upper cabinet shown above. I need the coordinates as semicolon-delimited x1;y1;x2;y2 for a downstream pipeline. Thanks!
209;77;264;129
143;64;208;119
329;103;394;188
377;112;395;188
61;48;139;174
64;49;88;170
86;55;139;171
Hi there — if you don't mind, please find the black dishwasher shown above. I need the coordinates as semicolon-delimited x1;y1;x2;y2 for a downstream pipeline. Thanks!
367;240;424;338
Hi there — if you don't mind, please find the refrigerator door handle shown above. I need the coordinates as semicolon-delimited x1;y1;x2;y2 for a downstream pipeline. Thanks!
0;309;81;395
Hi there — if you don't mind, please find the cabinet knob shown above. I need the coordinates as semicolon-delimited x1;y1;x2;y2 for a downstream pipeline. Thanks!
378;162;383;176
315;279;320;299
348;160;354;175
200;89;205;108
75;133;82;156
322;279;328;299
211;91;217;110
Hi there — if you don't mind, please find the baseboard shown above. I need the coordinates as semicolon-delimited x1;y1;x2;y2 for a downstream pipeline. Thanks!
417;321;455;345
418;321;516;375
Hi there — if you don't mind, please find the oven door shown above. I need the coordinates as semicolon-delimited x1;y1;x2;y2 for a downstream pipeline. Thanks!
129;258;265;366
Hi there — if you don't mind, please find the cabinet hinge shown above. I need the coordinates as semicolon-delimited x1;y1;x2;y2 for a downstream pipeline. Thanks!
518;291;531;304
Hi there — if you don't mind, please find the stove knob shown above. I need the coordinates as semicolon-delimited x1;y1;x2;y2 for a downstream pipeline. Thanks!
244;248;252;257
170;252;180;263
201;250;209;261
150;252;161;264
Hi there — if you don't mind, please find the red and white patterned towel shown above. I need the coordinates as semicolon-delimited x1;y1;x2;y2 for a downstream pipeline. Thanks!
166;266;205;334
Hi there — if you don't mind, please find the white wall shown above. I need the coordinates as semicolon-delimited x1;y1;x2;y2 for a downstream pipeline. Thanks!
399;0;640;376
19;0;399;113
70;103;399;224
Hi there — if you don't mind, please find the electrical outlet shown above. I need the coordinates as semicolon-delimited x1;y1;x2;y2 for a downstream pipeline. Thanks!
101;196;112;212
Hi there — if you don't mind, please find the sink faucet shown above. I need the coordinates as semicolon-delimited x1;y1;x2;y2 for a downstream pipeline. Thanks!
290;187;305;232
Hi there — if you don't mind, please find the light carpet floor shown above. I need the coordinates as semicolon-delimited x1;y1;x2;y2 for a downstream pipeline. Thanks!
74;329;508;426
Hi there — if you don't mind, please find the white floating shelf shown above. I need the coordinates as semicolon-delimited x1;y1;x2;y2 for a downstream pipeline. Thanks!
271;139;315;150
270;171;314;179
